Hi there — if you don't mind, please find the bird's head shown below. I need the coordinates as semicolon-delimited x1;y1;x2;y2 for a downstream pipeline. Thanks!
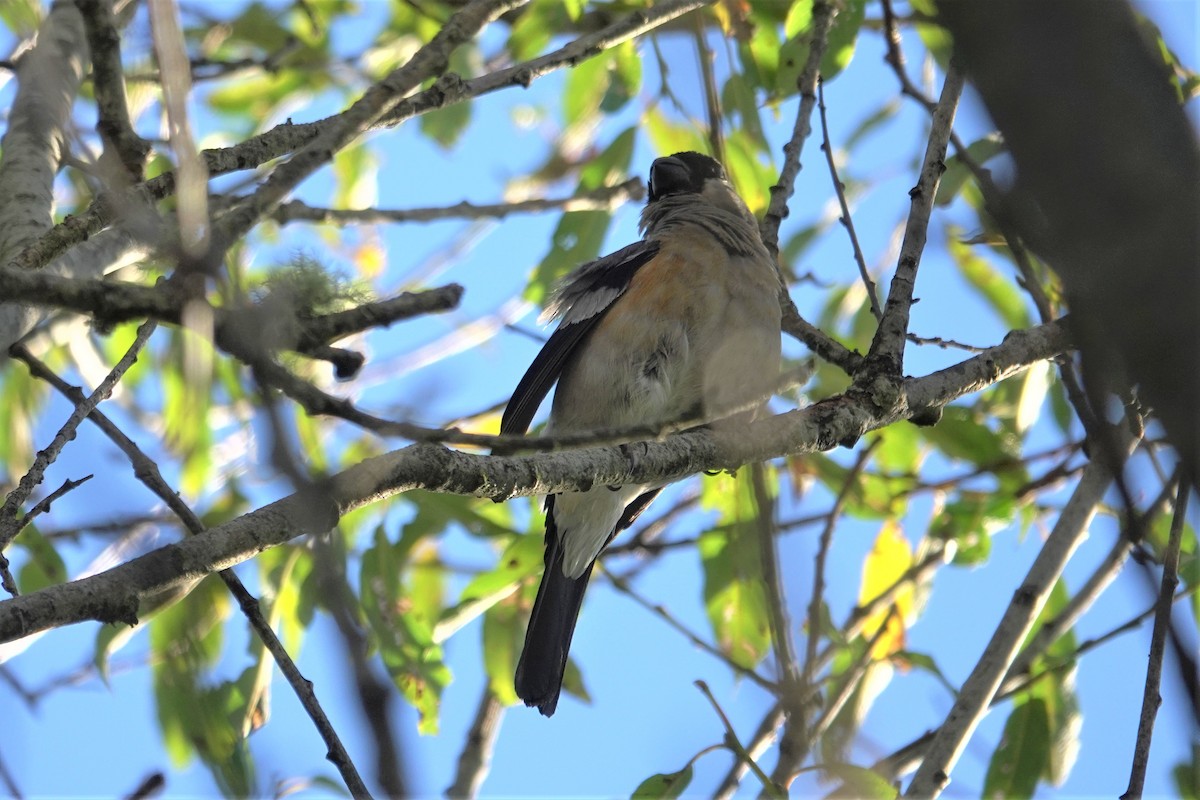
645;151;756;227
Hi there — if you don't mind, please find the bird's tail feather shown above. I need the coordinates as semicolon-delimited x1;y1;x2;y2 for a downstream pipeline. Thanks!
514;507;593;717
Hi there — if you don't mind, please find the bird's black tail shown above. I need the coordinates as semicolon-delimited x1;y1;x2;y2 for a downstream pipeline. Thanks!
514;503;594;717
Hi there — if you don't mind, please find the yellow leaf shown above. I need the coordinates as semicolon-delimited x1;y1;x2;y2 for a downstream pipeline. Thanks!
858;521;914;659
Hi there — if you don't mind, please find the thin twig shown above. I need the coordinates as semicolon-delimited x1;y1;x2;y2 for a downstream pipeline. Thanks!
9;344;373;799
0;319;156;560
604;569;778;693
713;703;785;800
692;13;725;165
861;61;964;376
1121;477;1188;799
695;680;785;800
817;78;880;319
271;178;644;226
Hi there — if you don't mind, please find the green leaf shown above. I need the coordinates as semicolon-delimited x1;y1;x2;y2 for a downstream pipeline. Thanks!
15;525;66;595
1173;744;1200;800
817;762;898;799
564;48;612;128
0;0;40;36
506;0;569;61
935;134;1005;206
946;229;1031;330
360;527;452;734
698;471;772;669
820;0;866;80
644;108;708;161
482;594;522;705
527;127;636;304
930;491;1016;566
332;141;378;209
436;532;542;644
602;41;642;115
921;405;1020;467
631;764;694;799
983;697;1051;799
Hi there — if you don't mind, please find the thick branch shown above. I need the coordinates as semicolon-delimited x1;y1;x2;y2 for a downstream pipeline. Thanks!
0;317;1070;643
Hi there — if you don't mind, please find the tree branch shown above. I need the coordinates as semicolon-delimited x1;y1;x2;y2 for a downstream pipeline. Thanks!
0;316;1071;643
904;425;1137;797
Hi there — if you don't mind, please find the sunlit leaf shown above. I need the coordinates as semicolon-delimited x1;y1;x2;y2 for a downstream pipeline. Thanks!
436;533;541;644
857;520;914;658
698;471;772;668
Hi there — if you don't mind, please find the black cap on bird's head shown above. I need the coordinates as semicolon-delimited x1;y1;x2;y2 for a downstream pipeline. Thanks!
647;151;727;202
643;151;757;231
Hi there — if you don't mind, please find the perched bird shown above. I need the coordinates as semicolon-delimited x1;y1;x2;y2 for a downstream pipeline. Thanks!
501;151;782;716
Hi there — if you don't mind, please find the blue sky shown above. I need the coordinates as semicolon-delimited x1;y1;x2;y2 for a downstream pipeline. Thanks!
1;1;1197;797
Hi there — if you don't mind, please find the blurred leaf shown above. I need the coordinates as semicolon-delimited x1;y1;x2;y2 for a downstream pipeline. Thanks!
260;544;313;654
360;527;452;735
0;0;40;36
857;521;913;658
0;361;44;477
806;454;909;519
873;423;921;475
332;141;378;209
644;108;709;160
527;127;636;304
983;697;1051;799
162;329;213;497
15;525;66;595
724;129;774;215
1174;744;1200;800
207;70;314;127
722;74;768;152
564;47;613;128
602;41;642;114
152;576;232;769
891;650;956;696
931;490;1016;566
507;0;569;61
776;0;865;95
698;471;772;669
921;405;1020;468
560;656;591;704
421;45;478;149
482;593;522;705
819;762;898;799
437;532;542;644
631;764;694;799
935;134;1005;206
844;99;901;150
908;0;953;65
947;231;1030;330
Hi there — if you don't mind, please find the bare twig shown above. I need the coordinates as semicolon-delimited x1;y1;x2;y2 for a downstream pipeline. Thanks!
272;178;644;226
604;568;777;692
446;687;505;799
9;345;373;799
692;13;725;165
761;0;837;256
713;703;785;800
861;61;964;376
0;320;156;559
75;0;151;180
696;680;785;799
817;79;880;319
1121;477;1188;799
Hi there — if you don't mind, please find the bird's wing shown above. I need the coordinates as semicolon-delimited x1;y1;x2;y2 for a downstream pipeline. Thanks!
500;240;661;435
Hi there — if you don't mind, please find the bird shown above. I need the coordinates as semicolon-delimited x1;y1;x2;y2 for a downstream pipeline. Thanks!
500;151;782;716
